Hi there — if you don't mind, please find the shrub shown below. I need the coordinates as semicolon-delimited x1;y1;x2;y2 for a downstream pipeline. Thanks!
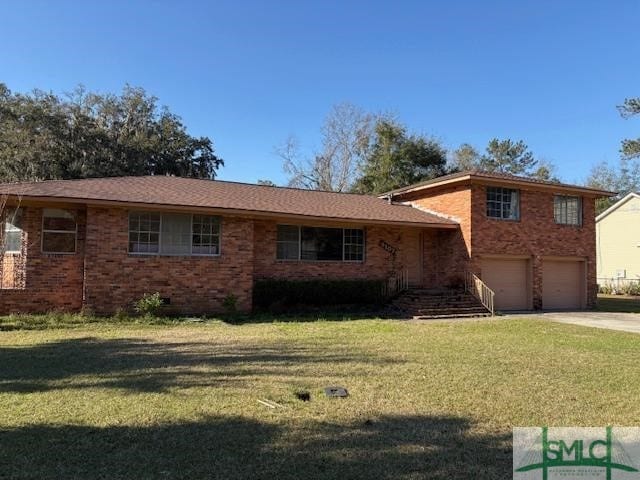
598;281;640;296
253;279;384;311
598;284;613;295
134;292;164;317
114;308;130;322
222;293;238;313
622;282;640;296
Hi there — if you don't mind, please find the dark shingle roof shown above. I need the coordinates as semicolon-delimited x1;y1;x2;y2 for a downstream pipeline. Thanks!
0;176;457;227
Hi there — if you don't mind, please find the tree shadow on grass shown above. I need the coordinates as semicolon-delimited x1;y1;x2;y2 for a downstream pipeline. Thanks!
0;337;397;394
219;307;403;324
0;414;511;480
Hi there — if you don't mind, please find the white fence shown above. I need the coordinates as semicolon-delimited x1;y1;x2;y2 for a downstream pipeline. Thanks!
597;277;640;295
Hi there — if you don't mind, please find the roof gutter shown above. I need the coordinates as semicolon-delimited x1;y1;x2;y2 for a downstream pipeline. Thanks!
381;174;615;198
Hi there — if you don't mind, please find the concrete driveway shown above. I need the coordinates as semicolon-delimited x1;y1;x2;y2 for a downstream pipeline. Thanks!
514;311;640;334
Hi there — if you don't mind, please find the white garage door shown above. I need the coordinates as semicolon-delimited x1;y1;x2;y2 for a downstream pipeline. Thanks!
481;258;530;310
542;260;584;310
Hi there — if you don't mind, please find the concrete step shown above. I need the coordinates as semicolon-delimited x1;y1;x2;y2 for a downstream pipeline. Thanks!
417;307;489;314
391;288;491;319
413;312;493;320
400;293;470;300
395;300;481;308
399;302;486;309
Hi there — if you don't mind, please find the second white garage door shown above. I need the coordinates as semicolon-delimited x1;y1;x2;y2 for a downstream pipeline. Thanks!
481;258;530;310
542;260;584;310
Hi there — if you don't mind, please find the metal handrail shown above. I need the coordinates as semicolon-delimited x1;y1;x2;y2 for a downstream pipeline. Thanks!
382;268;409;298
465;271;495;316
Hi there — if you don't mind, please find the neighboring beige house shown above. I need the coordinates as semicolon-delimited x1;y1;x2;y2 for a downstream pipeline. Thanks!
596;192;640;283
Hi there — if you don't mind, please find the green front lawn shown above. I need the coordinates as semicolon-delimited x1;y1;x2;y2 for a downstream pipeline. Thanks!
1;316;639;479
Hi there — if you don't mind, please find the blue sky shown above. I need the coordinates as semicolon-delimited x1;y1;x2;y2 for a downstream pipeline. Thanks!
1;0;638;185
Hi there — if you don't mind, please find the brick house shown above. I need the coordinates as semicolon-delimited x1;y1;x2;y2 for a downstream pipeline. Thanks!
0;172;611;315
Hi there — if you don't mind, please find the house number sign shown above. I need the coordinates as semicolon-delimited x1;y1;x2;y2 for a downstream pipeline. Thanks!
378;239;397;256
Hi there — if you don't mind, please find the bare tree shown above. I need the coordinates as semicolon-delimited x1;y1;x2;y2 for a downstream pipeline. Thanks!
277;102;376;192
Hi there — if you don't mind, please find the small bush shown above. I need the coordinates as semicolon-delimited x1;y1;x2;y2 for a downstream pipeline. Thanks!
253;279;384;311
598;284;613;295
222;293;238;313
599;281;640;296
134;292;164;317
623;282;640;296
114;308;130;322
79;306;95;319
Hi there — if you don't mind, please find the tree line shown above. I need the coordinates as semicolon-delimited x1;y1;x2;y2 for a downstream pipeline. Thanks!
273;102;555;195
0;83;222;182
1;83;638;212
275;98;640;209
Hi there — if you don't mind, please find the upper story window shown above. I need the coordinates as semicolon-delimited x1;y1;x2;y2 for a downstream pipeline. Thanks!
128;211;220;256
554;195;582;226
276;225;365;262
486;187;519;220
42;208;77;254
3;207;23;253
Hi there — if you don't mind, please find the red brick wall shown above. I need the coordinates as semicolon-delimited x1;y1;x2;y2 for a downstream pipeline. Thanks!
82;207;254;315
470;184;597;308
397;182;598;308
401;185;472;286
0;209;461;315
253;219;412;281
2;208;429;315
0;207;85;313
0;182;598;314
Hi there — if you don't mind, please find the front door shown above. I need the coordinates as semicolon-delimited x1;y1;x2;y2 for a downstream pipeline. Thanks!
405;230;423;286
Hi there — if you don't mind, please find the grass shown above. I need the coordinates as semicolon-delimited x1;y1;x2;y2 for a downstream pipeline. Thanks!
597;294;640;313
2;316;640;479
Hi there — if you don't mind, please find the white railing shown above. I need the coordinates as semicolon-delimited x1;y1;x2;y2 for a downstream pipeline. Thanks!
382;268;409;298
465;271;495;316
597;277;640;295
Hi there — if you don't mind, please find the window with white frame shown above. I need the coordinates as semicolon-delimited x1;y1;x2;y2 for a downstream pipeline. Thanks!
42;209;77;253
3;207;23;253
276;225;365;262
554;195;582;226
192;215;220;255
128;212;220;256
128;212;160;254
486;187;520;220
